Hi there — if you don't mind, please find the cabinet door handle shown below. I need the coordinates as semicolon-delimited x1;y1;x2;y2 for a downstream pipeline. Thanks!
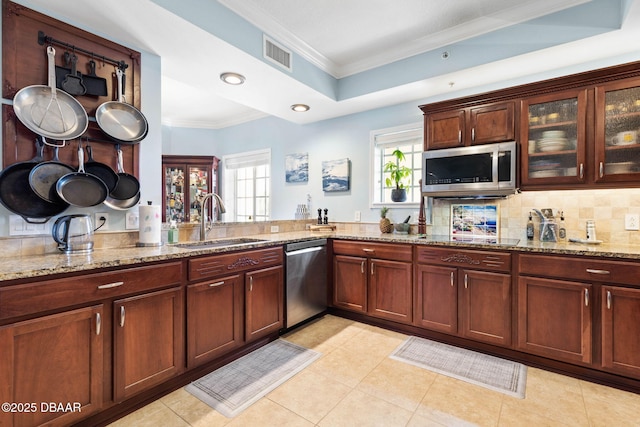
119;306;125;327
97;281;124;290
471;128;475;142
579;163;584;179
584;289;589;307
450;271;454;287
606;290;612;310
586;269;610;275
96;312;101;336
458;130;462;144
249;276;253;291
464;273;468;289
362;248;375;253
371;262;375;276
209;281;225;287
361;260;365;274
599;162;604;178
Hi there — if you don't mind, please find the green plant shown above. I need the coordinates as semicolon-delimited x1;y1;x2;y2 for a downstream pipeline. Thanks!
384;149;412;189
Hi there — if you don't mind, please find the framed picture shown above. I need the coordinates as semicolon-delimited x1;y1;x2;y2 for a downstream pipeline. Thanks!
285;153;309;183
450;204;499;240
322;158;350;192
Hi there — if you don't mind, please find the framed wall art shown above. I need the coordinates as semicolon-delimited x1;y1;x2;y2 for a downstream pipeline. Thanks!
285;153;309;183
322;158;350;192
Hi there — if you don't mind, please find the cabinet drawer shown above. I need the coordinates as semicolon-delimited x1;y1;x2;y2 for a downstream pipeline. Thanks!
332;240;412;262
415;246;511;272
188;247;283;281
0;262;183;320
519;254;640;286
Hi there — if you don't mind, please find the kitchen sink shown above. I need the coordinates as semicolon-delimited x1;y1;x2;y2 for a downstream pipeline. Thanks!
176;237;269;249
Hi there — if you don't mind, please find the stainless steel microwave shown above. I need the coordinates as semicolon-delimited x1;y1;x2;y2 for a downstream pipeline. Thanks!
421;141;518;198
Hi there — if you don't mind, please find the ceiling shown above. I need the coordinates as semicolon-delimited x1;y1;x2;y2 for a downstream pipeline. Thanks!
11;0;640;129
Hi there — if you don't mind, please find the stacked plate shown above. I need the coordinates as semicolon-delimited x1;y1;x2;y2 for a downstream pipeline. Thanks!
537;130;568;152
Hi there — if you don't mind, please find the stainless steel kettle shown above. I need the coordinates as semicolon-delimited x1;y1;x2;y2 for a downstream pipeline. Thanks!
52;214;94;253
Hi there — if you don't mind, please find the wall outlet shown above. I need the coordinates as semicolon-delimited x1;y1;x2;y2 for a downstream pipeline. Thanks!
8;215;50;236
354;211;361;222
125;211;139;230
625;213;640;230
94;213;109;231
270;225;279;233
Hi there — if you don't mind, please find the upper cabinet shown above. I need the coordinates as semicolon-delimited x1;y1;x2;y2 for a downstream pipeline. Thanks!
424;101;515;150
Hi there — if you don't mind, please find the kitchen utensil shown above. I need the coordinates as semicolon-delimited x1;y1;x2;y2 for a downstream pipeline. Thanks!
403;215;411;223
103;144;141;210
84;143;119;192
29;138;75;203
51;214;94;253
55;141;109;207
13;46;88;140
60;53;86;96
0;138;68;223
95;68;148;144
84;59;108;96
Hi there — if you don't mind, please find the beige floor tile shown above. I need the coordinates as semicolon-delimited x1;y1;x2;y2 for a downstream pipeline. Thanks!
282;315;369;353
308;347;382;388
107;401;189;427
226;398;313;427
416;375;504;427
580;380;640;427
318;388;413;427
498;402;575;427
267;369;352;424
357;358;437;411
160;387;231;427
407;412;475;427
339;325;406;360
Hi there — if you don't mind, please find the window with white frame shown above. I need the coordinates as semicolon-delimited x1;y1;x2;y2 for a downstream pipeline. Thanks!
223;149;271;222
370;123;423;206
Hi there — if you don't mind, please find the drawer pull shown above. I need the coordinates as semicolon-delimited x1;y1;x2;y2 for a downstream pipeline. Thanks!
119;306;125;327
361;260;365;274
586;269;610;275
464;273;468;289
362;248;375;253
584;289;589;307
97;281;124;290
607;290;612;310
209;281;225;288
96;313;101;336
450;271;454;287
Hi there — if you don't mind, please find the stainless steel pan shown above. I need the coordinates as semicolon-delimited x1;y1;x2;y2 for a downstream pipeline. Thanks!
95;68;148;144
104;145;140;210
13;46;88;141
56;142;109;207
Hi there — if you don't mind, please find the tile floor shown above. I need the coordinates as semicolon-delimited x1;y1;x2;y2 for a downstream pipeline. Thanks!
109;315;640;427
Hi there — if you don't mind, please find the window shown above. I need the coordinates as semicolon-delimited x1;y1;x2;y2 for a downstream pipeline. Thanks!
223;149;271;222
370;123;423;206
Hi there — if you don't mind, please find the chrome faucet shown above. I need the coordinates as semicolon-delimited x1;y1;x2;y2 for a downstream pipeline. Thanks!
200;193;226;241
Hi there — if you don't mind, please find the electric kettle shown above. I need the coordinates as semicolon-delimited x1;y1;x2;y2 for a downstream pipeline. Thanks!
52;214;94;253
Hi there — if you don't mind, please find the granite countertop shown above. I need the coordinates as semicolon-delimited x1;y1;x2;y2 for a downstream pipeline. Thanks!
2;230;639;282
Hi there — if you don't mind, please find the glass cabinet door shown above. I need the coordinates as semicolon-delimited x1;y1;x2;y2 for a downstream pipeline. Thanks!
595;78;640;182
165;164;186;222
187;166;208;223
521;90;587;186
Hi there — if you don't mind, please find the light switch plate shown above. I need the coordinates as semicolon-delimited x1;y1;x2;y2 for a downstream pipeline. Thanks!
625;213;639;230
125;211;139;230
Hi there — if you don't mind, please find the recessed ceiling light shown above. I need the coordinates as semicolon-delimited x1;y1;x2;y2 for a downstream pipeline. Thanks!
291;104;310;112
220;72;245;85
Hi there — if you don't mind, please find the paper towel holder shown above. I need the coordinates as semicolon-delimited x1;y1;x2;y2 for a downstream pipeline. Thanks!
136;201;164;247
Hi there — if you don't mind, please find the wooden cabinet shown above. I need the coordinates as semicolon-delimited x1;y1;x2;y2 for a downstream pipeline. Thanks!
414;247;512;346
187;275;243;367
424;101;515;150
245;265;284;341
332;241;413;324
162;155;220;223
0;306;104;427
113;287;184;402
601;286;640;378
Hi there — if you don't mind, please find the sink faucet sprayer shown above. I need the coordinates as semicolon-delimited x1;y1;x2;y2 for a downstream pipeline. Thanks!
200;193;226;241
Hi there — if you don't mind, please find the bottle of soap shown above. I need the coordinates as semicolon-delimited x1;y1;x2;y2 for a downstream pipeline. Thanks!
168;220;179;244
558;211;567;241
526;212;534;240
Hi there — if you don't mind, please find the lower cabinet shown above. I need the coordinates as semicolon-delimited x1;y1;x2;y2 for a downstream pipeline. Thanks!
113;287;184;402
0;305;104;427
245;265;284;341
601;285;640;377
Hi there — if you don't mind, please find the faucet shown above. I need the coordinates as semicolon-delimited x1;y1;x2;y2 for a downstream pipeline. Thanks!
200;193;226;241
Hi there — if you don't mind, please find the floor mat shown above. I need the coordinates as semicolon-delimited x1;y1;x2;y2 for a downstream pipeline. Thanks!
185;339;321;417
390;336;526;398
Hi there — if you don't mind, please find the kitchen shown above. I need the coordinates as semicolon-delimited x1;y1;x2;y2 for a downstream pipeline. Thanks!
1;0;640;426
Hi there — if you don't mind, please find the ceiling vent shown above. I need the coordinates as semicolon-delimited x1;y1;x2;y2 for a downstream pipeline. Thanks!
263;35;292;72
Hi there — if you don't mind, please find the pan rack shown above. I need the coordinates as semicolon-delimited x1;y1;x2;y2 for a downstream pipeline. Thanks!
38;30;128;70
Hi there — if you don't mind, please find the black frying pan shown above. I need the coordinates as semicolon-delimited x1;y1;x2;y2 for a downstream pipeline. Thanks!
56;142;109;207
29;138;74;203
0;138;68;223
104;144;140;210
84;144;119;192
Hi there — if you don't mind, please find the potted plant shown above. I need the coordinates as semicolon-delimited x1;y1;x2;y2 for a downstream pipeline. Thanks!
384;149;412;202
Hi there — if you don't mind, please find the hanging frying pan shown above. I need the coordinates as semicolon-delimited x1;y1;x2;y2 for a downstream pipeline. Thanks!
0;138;68;223
104;145;140;210
29;137;75;203
56;141;109;207
13;46;88;141
84;143;119;192
95;68;148;144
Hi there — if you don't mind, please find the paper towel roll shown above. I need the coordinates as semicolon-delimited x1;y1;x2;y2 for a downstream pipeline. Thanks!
138;204;162;245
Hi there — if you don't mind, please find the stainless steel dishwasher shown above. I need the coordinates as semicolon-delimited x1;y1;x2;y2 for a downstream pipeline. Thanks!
285;239;327;328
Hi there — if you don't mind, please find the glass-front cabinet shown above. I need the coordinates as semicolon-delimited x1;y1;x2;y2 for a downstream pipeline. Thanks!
521;89;587;186
595;78;640;182
162;155;219;223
